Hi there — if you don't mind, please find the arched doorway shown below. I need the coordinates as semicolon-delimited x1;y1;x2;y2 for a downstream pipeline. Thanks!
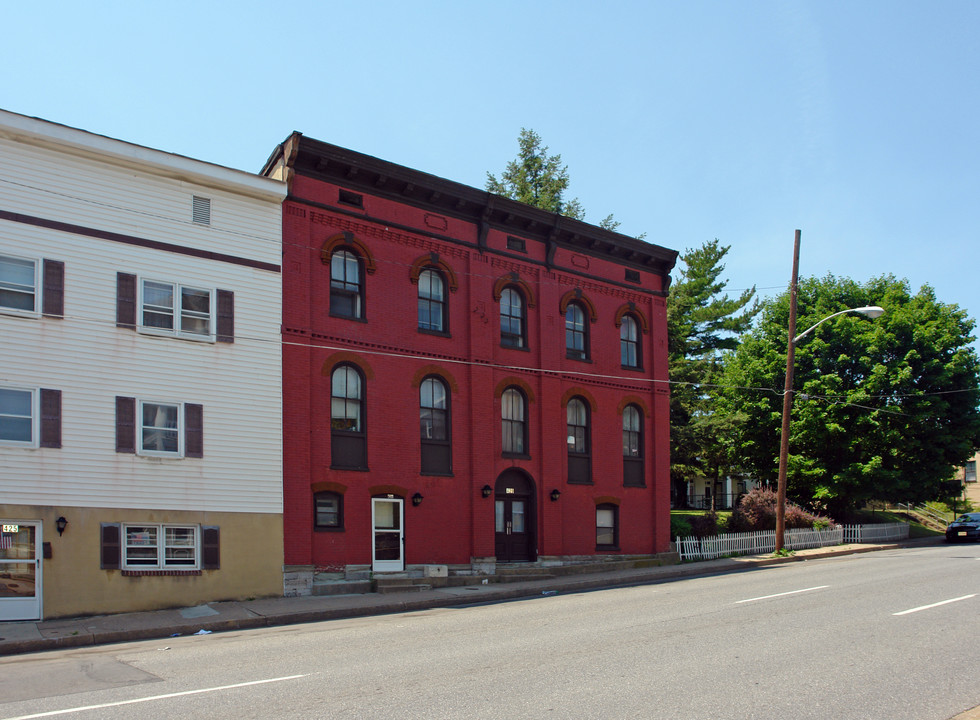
494;470;536;563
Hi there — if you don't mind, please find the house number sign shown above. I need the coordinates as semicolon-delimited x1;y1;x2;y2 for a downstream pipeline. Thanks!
1;525;18;533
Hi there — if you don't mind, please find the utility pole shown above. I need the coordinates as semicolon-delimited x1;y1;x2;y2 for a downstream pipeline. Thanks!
775;230;801;552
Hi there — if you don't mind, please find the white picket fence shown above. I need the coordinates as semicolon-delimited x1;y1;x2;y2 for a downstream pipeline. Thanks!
676;522;908;562
841;522;909;543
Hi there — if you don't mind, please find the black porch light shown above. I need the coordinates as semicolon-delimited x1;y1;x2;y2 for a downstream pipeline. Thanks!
481;484;493;498
55;516;68;536
412;492;424;507
550;489;561;502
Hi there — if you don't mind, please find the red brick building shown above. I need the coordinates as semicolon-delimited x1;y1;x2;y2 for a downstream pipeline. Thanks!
262;134;677;586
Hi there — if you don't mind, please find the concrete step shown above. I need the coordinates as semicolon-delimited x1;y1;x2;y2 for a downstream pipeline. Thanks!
375;582;432;594
311;580;373;596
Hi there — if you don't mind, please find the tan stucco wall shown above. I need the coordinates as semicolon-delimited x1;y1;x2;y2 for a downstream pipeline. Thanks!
0;504;283;619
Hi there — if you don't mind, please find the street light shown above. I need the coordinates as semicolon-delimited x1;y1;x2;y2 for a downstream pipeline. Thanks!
775;230;884;552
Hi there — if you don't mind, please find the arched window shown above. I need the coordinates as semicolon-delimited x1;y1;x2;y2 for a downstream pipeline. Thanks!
565;302;588;360
501;387;527;456
420;376;451;474
567;397;592;484
620;314;641;368
623;404;644;487
330;249;363;319
314;491;344;530
500;287;526;348
418;269;446;333
331;364;366;469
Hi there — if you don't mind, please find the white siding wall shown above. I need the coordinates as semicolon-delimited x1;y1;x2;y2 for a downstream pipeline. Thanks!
0;122;284;514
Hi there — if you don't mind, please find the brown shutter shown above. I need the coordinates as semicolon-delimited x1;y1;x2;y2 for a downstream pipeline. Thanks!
115;396;136;453
101;523;121;569
201;526;220;569
185;403;203;458
116;273;137;329
39;388;62;448
216;289;234;343
42;260;64;318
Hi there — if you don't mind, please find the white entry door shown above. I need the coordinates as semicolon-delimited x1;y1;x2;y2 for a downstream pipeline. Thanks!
371;498;404;572
0;521;42;621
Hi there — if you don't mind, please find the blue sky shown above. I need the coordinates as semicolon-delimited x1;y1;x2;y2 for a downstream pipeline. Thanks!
3;1;978;344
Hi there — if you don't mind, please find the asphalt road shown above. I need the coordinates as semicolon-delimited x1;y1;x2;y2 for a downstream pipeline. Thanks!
1;543;978;720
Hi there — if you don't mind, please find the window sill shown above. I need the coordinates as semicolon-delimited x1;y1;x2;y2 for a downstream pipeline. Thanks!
567;479;594;486
502;453;531;460
595;546;620;552
314;526;346;532
420;471;454;478
419;328;451;338
330;465;370;472
623;482;647;489
121;569;202;576
621;364;644;372
137;328;216;344
329;313;368;323
566;353;591;363
500;342;529;352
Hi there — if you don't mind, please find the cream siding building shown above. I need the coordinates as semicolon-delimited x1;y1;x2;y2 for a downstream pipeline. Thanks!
0;110;286;619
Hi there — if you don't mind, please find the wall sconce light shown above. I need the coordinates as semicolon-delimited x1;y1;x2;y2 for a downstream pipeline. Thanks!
412;492;424;507
56;516;68;536
481;485;493;498
550;489;561;502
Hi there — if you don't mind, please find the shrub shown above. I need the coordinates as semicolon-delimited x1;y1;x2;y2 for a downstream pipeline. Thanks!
726;486;834;532
671;516;693;538
690;511;720;538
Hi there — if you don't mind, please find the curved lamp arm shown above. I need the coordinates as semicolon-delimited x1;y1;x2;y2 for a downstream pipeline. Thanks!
793;306;884;344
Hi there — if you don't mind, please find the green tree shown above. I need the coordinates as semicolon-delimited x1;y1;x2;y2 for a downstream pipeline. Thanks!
722;275;980;518
486;128;585;219
668;240;759;506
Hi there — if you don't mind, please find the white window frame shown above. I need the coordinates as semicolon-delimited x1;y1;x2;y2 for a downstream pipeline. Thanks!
138;399;183;457
138;278;216;342
0;253;40;317
122;523;200;569
0;385;38;448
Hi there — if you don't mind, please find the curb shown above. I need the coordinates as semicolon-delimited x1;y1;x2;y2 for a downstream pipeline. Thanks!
0;538;941;657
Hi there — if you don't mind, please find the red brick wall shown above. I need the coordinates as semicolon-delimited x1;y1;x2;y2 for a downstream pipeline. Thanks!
282;177;672;568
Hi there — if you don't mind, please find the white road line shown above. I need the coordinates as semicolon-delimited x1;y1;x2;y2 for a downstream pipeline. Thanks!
736;585;829;604
1;674;309;720
893;594;976;616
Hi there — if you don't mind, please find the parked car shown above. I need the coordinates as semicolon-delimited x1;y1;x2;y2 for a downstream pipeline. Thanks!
945;513;980;542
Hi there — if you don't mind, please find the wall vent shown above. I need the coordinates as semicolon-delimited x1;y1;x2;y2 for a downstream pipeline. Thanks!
625;269;641;283
506;236;527;252
192;196;211;225
339;189;364;208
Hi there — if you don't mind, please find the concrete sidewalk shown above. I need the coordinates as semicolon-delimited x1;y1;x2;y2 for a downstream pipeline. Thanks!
0;538;942;657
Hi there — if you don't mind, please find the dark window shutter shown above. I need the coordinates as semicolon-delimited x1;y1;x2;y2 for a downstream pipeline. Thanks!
101;523;121;569
216;289;234;343
39;388;62;448
116;273;137;329
42;260;64;318
185;403;203;458
202;526;220;569
115;396;136;453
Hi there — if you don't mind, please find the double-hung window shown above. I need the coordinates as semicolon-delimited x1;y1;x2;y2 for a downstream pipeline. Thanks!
140;280;214;340
140;401;181;456
596;504;619;550
418;269;446;333
314;491;344;530
622;404;645;486
420;376;451;474
502;387;527;456
0;254;38;314
566;397;591;484
565;303;588;360
0;387;35;446
500;287;526;348
123;524;198;569
621;315;641;368
330;249;364;319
